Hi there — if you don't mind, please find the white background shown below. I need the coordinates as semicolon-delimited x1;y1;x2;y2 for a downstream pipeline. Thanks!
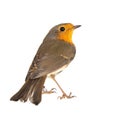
0;0;120;120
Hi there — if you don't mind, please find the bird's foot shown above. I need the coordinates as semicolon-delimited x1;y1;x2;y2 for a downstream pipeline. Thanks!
42;87;56;94
58;92;76;99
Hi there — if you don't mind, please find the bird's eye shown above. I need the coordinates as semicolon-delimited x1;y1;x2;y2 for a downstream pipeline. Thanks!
60;27;65;31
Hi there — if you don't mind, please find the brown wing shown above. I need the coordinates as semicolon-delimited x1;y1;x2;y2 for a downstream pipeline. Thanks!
25;39;76;80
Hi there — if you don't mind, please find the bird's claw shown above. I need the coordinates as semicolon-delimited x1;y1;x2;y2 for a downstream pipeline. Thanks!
57;92;76;99
42;88;56;94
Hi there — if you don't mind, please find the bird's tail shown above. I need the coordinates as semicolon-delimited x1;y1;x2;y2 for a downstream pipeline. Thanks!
10;76;46;105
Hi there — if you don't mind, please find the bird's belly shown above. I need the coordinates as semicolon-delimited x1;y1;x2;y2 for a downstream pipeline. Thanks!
48;64;68;76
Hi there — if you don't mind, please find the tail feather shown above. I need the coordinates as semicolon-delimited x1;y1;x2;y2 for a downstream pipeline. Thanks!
30;78;45;105
10;76;46;105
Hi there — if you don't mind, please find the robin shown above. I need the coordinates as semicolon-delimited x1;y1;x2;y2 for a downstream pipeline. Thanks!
10;23;81;105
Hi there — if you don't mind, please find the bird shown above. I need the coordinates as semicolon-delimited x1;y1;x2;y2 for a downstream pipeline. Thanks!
10;23;81;105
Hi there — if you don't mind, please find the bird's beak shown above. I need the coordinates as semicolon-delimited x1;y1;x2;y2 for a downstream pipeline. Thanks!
74;25;82;29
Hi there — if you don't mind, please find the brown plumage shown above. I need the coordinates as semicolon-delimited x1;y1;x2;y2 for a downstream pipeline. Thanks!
10;77;46;105
10;23;81;105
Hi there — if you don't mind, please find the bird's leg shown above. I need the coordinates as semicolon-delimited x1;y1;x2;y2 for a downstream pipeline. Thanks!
50;75;75;99
42;86;56;94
